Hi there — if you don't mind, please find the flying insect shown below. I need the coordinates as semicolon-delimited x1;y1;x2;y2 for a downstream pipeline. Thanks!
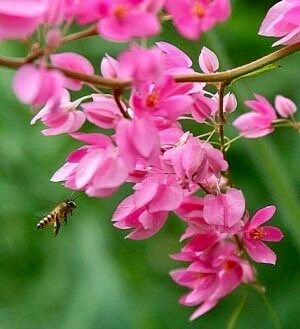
36;199;77;236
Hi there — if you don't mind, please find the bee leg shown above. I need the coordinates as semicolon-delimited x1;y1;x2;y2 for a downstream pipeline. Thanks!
54;219;61;237
64;215;68;225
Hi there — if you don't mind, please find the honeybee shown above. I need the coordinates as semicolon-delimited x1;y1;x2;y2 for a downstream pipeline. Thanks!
36;199;77;236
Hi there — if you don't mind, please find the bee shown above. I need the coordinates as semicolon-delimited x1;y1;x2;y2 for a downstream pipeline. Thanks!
36;199;77;236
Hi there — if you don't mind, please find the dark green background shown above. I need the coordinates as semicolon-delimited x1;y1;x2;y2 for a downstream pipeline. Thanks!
0;1;299;328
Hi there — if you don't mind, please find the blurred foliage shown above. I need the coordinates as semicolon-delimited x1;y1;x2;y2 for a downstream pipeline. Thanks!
0;1;300;328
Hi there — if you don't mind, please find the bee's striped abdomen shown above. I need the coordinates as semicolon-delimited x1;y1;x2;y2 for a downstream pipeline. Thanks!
37;213;56;230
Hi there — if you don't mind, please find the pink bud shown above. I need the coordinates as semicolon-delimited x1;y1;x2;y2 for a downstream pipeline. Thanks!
199;47;219;74
275;95;297;118
224;92;237;113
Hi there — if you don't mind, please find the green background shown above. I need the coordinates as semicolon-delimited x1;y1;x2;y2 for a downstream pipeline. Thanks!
0;1;299;328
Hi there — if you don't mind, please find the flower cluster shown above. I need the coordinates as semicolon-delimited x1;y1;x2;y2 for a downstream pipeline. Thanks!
1;0;298;322
0;0;231;42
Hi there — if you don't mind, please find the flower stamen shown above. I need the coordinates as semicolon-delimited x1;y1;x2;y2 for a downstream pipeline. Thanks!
250;227;265;240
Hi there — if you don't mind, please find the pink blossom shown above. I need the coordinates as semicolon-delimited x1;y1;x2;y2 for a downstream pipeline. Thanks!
165;0;231;40
63;0;106;25
50;52;94;91
156;41;194;74
243;206;284;265
31;90;86;136
97;0;161;42
112;174;183;239
223;92;237;113
118;45;164;87
0;0;47;40
259;0;300;46
162;135;228;189
116;116;160;172
171;242;252;320
132;77;193;122
13;65;65;107
233;94;277;138
203;188;245;231
275;95;297;118
199;46;219;73
51;132;128;197
82;94;123;129
191;91;218;123
100;54;120;78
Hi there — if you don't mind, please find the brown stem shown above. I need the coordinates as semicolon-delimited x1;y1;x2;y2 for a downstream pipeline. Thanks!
0;43;299;89
61;25;97;43
26;25;98;63
113;89;130;119
218;82;227;156
175;43;300;84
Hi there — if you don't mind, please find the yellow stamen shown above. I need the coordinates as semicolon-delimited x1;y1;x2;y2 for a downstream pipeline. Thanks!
192;2;205;18
146;91;160;108
250;227;265;240
113;5;127;19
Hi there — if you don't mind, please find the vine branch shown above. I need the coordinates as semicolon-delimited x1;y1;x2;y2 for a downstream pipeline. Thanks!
0;42;299;89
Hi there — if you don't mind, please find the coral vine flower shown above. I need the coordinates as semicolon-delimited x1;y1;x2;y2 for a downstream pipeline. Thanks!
259;0;300;46
118;45;164;87
0;0;47;40
165;0;231;40
50;52;94;91
31;90;86;136
97;0;161;41
233;94;277;138
13;65;65;108
171;242;253;320
203;188;245;231
82;94;123;129
162;135;228;188
52;132;128;197
243;206;284;265
112;174;184;239
116;116;161;172
132;77;193;122
156;41;194;74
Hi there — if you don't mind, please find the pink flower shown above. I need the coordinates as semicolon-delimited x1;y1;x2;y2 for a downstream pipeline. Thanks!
171;242;253;320
13;65;65;107
118;45;164;87
165;0;231;40
132;77;193;122
112;174;183;239
203;188;245;232
275;95;297;118
199;46;219;73
0;0;47;40
63;0;105;24
243;206;284;265
233;94;277;138
259;0;300;46
51;132;128;197
82;94;123;129
156;41;194;74
191;91;218;123
162;135;228;189
31;90;86;136
97;0;161;42
50;52;94;91
116;116;160;172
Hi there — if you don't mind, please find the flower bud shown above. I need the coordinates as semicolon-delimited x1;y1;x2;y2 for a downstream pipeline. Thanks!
275;95;297;118
198;47;219;73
